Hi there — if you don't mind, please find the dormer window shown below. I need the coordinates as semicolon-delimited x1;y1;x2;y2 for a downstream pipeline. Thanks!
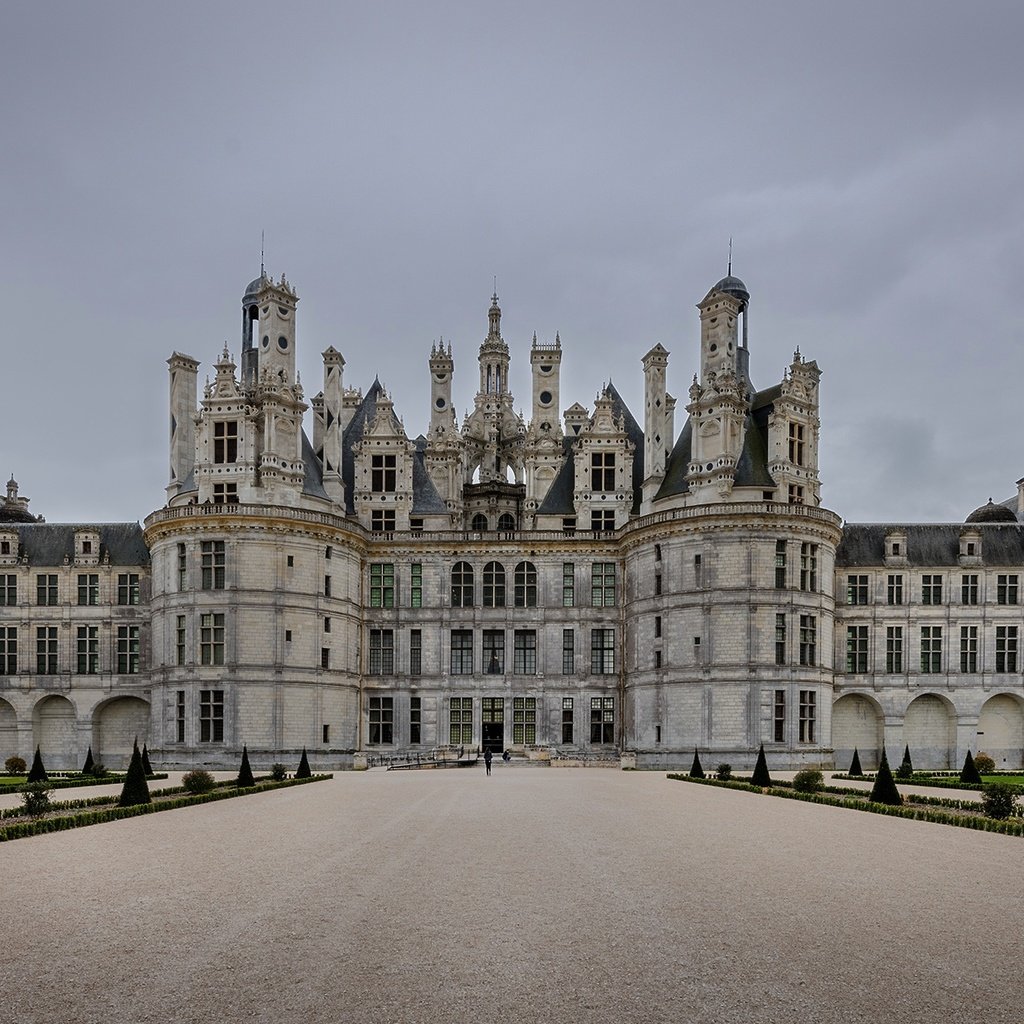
214;421;238;464
788;422;805;466
82;541;92;554
371;454;396;492
75;530;100;563
591;452;615;491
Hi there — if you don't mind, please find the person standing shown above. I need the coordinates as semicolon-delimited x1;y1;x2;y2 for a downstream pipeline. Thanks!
484;748;492;776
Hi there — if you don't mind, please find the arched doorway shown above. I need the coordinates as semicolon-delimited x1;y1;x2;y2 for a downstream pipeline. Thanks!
33;696;77;770
903;693;955;769
0;698;17;762
94;696;151;771
977;694;1024;769
832;693;883;770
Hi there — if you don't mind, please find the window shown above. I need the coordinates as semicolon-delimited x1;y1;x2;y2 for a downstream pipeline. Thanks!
321;647;331;669
592;508;616;532
654;544;662;562
483;629;505;674
591;563;615;607
799;615;816;666
201;541;225;590
410;563;422;608
213;420;238;463
922;574;942;605
177;543;187;590
176;690;185;743
213;483;238;504
81;540;92;554
370;563;395;608
325;546;332;560
654;574;662;596
117;625;140;674
799;543;817;592
562;629;574;674
562;697;574;743
451;562;474;607
562;517;576;535
324;574;332;597
788;484;804;504
962;574;978;605
200;613;225;666
846;575;868;605
482;697;504;743
887;574;903;606
117;573;140;606
886;627;903;673
176;615;186;666
77;625;99;674
960;626;978;673
285;630;292;642
498;513;516;532
410;629;422;676
921;626;942;673
36;574;58;606
996;626;1018;673
798;690;816;743
788;422;805;465
450;696;472;745
775;614;786;665
998;575;1019;606
451;629;473;674
323;724;331;744
77;573;99;606
199;689;224;742
514;562;537;607
371;454;397;492
773;690;785;742
591;451;615;491
368;696;394;744
514;630;537;674
471;513;488;532
0;574;15;606
369;629;394;675
846;626;868;673
513;696;537;744
323;618;331;633
654;615;662;639
694;553;702;586
654;650;662;668
36;626;57;674
483;562;506;607
371;509;396;533
591;628;615;674
562;563;574;607
774;540;786;589
590;696;614;744
0;626;17;675
410;696;422;744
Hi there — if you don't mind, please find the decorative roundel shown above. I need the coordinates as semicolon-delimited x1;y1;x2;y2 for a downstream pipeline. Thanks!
262;335;270;349
539;390;552;406
277;336;288;351
435;397;446;409
540;364;552;374
706;463;713;472
709;343;717;353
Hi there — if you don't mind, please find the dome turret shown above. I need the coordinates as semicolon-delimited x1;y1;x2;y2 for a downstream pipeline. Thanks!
965;499;1018;524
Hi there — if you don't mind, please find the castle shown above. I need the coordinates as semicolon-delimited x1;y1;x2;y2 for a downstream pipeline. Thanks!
2;270;1022;771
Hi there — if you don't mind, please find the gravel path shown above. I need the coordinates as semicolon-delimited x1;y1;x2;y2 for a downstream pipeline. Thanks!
1;767;1021;1023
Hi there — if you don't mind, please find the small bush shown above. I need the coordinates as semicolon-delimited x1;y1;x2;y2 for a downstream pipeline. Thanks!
960;750;982;786
21;781;52;818
27;747;48;784
974;752;996;775
4;756;27;775
689;749;705;779
896;745;914;780
869;750;903;806
119;742;151;807
981;782;1020;820
270;763;287;781
716;763;732;781
82;747;95;775
848;748;863;777
296;748;311;779
142;744;154;776
90;763;107;778
236;745;255;788
182;770;216;795
751;745;772;787
792;768;824;793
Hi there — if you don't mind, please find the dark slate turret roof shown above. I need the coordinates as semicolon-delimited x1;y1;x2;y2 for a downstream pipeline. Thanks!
605;382;645;516
536;436;581;515
9;523;149;565
301;430;329;500
0;504;38;524
837;523;1024;566
965;499;1018;524
412;437;449;514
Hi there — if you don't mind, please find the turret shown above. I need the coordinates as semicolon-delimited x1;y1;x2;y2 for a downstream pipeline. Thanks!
641;343;671;507
529;332;562;437
247;272;299;385
321;346;345;505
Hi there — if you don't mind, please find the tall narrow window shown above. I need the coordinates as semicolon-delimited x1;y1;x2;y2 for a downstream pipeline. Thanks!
117;625;140;674
920;626;942;673
117;573;140;606
561;697;574;743
799;615;816;666
77;625;99;674
409;629;422;676
370;454;397;492
368;696;394;744
887;574;903;605
409;696;422;744
886;626;903;673
177;543;187;590
788;422;805;465
961;574;978;605
369;629;394;675
846;626;868;673
410;563;422;608
176;690;186;743
590;628;615;674
370;563;395;608
694;553;702;587
176;615;186;666
483;562;506;607
773;690;785;742
451;562;474;607
201;541;225;590
591;563;615;607
213;420;238;464
0;626;17;675
591;451;615;491
562;628;575;674
513;696;537;744
798;691;816;743
590;696;614;743
513;630;537;674
774;541;786;589
77;573;99;606
799;543;817;592
562;563;574;607
960;625;978;673
922;574;942;605
0;574;16;606
36;574;58;606
996;626;1018;673
36;626;57;674
449;696;472;745
200;613;225;666
483;629;505;674
199;689;224;742
514;562;537;607
775;614;786;665
450;630;473;674
324;574;332;597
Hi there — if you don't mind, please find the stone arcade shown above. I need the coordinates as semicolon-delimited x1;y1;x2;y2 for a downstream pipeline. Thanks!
2;271;1023;770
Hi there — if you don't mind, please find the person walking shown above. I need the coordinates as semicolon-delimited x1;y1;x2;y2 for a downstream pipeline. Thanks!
484;748;492;776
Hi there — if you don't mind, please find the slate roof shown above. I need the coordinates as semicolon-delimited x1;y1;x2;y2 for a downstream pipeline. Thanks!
411;437;449;514
536;435;579;515
10;523;149;566
837;524;1024;567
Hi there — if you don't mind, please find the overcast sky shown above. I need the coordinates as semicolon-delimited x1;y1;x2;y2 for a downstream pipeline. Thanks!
2;1;1021;525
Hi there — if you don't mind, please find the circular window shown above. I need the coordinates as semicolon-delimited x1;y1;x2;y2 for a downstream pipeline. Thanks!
277;336;288;351
539;390;552;406
262;335;270;349
709;343;717;353
540;364;552;374
435;397;446;409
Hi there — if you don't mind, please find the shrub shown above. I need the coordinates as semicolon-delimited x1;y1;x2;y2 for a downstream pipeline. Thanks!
848;748;863;776
90;763;107;778
21;781;52;818
896;745;914;780
974;752;996;775
236;745;255;788
296;747;311;779
689;749;705;780
751;745;772;787
118;741;151;807
4;756;27;775
960;750;982;786
142;744;154;776
716;763;732;781
82;747;95;775
182;769;216;795
27;747;48;784
792;768;824;793
869;749;902;806
981;782;1020;820
270;763;288;782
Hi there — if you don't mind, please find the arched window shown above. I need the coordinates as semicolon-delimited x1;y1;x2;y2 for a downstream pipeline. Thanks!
451;562;474;607
471;513;488;532
498;512;516;531
483;561;506;607
514;561;537;607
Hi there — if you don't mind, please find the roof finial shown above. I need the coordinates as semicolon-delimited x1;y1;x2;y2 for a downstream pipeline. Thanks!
728;237;733;276
492;275;498;302
260;230;265;278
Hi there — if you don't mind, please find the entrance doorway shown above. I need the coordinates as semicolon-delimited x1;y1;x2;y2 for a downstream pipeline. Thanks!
482;697;504;752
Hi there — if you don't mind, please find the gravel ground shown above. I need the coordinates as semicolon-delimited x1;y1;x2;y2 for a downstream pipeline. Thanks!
0;767;1021;1024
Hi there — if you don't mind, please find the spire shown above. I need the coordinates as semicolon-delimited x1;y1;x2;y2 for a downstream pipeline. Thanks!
728;236;733;276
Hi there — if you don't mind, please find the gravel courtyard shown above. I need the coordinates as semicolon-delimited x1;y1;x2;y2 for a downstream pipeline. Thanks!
1;767;1021;1024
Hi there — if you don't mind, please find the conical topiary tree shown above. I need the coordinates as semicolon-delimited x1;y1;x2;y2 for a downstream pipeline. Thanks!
897;744;914;779
119;739;151;807
236;745;255;788
690;749;705;779
869;748;902;806
296;747;311;779
141;744;153;776
960;749;982;786
751;744;772;787
82;746;95;775
27;746;48;783
849;748;863;776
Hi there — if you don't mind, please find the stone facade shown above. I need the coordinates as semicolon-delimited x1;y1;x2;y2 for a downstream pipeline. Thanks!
1;271;1022;771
